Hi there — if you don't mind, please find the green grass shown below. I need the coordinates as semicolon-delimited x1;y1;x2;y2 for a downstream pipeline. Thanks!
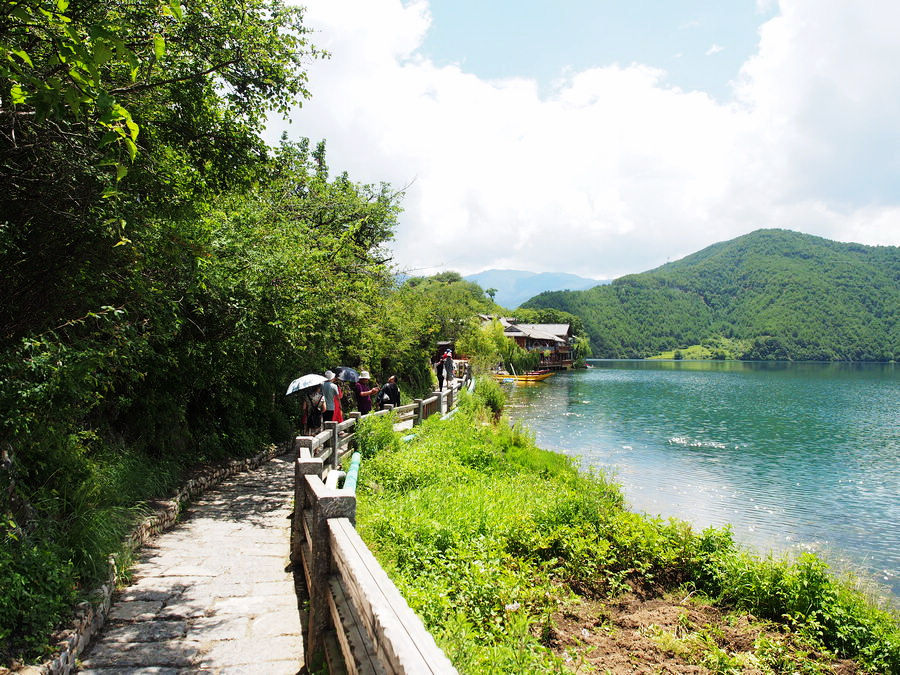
353;384;900;674
648;337;751;361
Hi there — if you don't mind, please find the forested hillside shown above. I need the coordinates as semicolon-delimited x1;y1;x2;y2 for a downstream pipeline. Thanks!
523;230;899;361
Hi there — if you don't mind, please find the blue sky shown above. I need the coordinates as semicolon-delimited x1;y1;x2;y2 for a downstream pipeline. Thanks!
270;1;900;278
423;1;774;101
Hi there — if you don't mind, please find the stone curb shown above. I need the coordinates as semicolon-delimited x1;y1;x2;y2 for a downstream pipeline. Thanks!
22;441;291;675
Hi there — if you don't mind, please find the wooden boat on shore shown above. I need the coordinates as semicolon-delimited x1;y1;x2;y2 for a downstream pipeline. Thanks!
493;369;554;382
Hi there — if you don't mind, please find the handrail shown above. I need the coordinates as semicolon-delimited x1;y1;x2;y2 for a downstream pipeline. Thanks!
290;368;472;673
343;451;361;493
292;372;470;461
329;518;456;673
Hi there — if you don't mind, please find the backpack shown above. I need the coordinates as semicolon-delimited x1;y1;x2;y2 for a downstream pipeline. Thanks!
308;405;322;429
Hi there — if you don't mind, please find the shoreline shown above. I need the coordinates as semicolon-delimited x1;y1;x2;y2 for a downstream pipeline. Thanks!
353;383;900;672
501;363;900;604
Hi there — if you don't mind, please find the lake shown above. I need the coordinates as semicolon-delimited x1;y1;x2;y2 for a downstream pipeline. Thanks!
501;360;899;600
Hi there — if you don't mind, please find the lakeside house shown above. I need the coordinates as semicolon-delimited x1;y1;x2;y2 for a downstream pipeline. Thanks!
480;315;575;370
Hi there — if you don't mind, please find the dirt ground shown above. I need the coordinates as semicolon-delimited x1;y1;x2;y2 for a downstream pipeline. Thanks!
547;591;861;674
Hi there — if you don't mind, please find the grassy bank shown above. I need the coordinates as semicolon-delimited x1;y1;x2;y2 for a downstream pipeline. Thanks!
354;379;899;673
648;337;751;361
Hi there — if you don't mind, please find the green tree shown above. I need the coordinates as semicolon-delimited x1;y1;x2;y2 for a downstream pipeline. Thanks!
399;272;499;343
1;0;319;343
456;319;539;374
0;1;425;662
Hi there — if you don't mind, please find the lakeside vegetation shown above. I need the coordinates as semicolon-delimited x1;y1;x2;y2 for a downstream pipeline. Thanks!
523;229;899;362
648;337;752;361
355;381;899;673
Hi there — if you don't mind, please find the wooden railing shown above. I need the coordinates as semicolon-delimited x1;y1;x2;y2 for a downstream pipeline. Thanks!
291;371;472;673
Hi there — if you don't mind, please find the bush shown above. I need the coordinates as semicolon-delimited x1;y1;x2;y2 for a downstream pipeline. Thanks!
0;526;76;662
706;551;900;672
472;377;505;416
355;412;401;459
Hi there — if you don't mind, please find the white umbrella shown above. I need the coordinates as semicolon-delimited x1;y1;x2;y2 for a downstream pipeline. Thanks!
286;373;326;395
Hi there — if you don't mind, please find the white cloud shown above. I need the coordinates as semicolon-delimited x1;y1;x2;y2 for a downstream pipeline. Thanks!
270;0;900;278
705;43;725;56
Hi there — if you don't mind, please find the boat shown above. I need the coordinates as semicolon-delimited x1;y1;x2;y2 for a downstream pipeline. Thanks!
493;369;554;382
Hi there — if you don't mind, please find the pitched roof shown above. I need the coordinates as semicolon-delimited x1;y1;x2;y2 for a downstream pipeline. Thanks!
504;323;566;342
481;315;572;342
531;324;572;337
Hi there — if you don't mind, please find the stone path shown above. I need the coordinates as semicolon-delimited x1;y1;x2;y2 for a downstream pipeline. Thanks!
78;455;303;674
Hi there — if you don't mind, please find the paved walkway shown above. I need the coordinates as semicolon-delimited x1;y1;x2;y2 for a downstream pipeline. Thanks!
78;455;303;674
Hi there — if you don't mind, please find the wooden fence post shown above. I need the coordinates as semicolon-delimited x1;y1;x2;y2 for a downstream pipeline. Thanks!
325;420;339;470
292;442;323;564
348;412;362;455
431;390;442;415
304;476;356;667
414;398;424;426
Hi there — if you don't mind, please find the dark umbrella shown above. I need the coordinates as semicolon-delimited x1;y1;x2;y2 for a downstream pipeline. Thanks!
334;366;359;383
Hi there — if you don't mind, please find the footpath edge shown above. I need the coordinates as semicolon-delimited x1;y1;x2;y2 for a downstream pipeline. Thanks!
20;440;291;675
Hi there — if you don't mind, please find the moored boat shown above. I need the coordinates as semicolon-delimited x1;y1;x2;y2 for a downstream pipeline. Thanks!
493;369;554;382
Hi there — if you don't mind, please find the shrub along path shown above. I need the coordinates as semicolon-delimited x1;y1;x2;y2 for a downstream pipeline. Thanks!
76;455;303;674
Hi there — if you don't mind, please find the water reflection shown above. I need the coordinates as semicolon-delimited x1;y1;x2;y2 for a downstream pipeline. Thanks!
504;360;900;599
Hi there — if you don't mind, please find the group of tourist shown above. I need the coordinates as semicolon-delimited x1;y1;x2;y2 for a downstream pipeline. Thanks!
297;369;402;435
435;349;455;390
296;351;460;435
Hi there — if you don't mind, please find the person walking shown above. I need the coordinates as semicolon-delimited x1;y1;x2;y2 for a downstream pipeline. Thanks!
299;388;323;434
333;382;344;423
443;350;455;389
378;375;401;410
435;356;445;391
354;371;379;415
321;370;338;423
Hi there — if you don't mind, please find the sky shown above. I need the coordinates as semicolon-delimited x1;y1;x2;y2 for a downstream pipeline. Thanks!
267;0;900;279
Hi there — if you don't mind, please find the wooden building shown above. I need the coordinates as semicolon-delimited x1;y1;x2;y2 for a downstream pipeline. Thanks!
479;316;575;370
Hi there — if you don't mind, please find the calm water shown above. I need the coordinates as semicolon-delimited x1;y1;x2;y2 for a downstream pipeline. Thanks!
503;360;900;599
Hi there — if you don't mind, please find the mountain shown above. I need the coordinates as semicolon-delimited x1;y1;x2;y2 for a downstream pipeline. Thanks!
521;229;900;361
464;269;606;309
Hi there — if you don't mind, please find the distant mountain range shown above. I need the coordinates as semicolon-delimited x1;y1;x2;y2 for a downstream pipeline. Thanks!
463;269;607;308
521;229;899;361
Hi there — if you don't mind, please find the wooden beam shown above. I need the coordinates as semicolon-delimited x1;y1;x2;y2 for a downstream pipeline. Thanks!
329;518;457;674
328;576;385;675
304;477;357;664
312;428;333;452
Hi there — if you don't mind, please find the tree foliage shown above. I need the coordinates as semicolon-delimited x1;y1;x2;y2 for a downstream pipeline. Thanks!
400;271;500;344
0;1;435;663
456;319;539;374
523;230;899;361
